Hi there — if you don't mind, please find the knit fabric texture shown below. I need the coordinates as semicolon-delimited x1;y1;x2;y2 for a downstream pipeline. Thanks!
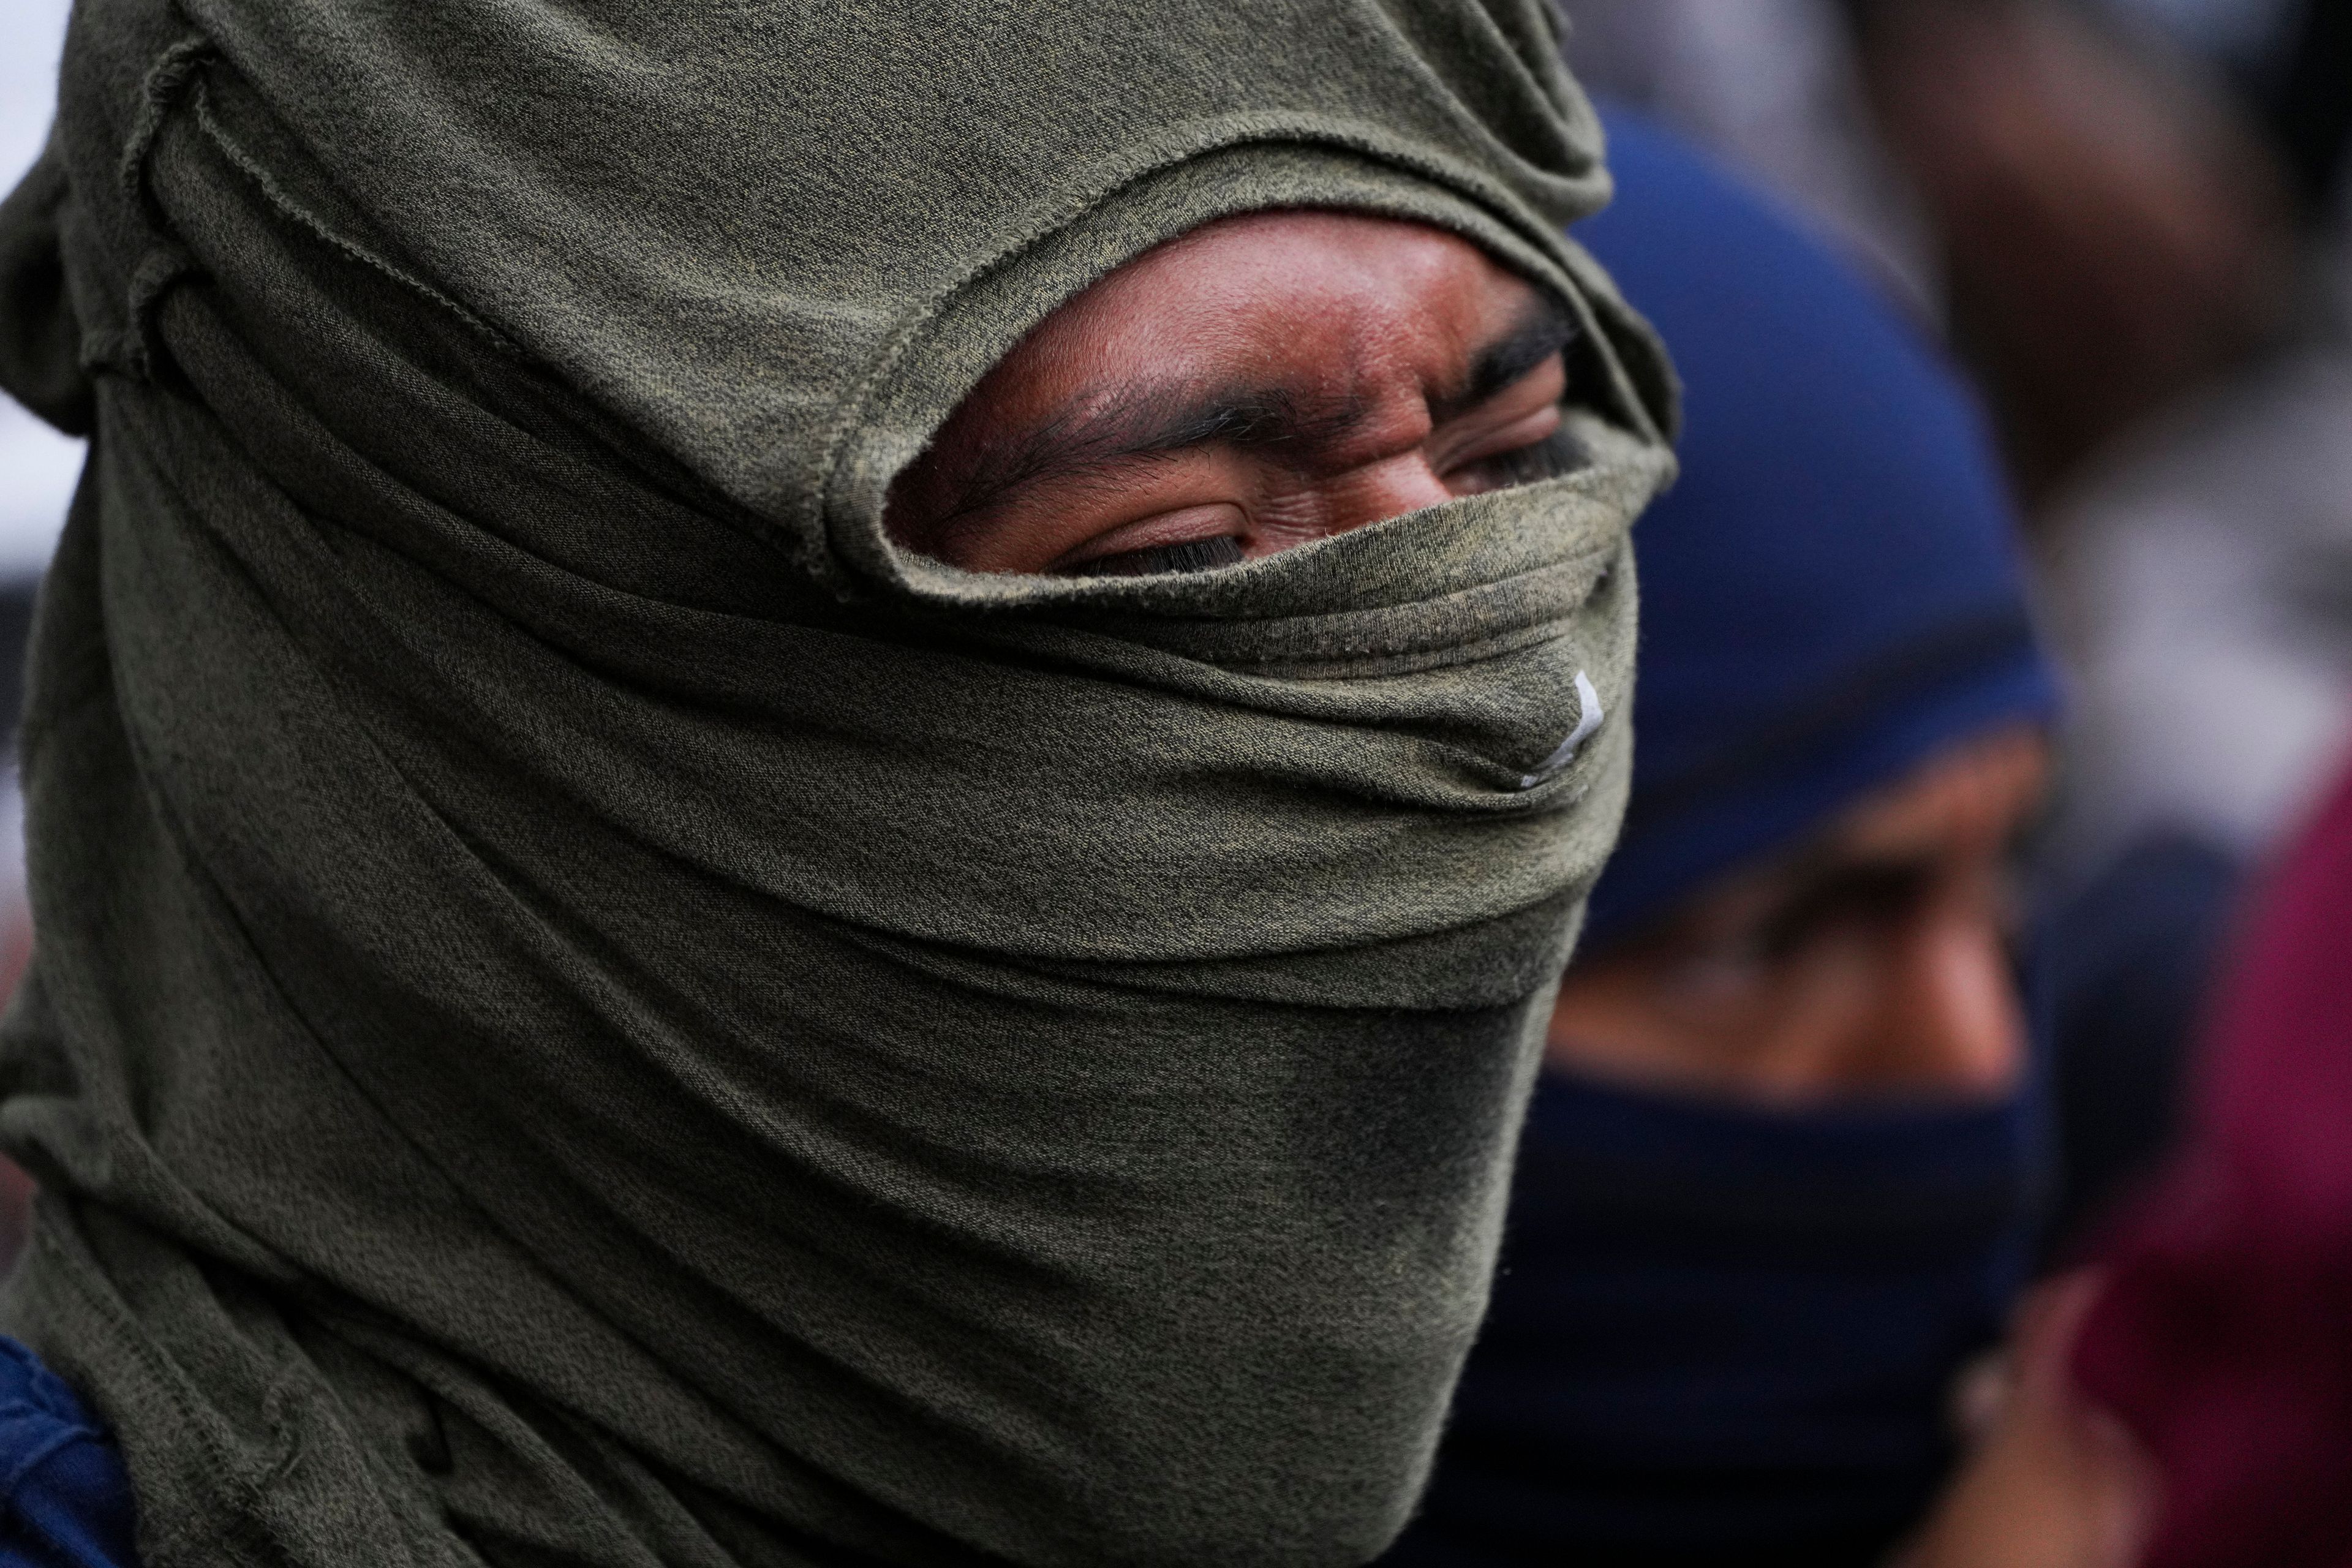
0;2;1673;1566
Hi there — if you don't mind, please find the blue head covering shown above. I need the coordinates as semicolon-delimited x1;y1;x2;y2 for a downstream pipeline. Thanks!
1384;113;2059;1567
1577;116;2057;954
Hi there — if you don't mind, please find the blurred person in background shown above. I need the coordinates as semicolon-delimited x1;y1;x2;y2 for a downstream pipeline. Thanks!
1382;112;2059;1568
1566;0;2351;1254
1850;0;2302;505
1838;0;2352;1246
1910;753;2352;1568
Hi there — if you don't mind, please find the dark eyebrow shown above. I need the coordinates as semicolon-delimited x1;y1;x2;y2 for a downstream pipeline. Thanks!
932;386;1349;534
1430;295;1580;424
932;293;1581;530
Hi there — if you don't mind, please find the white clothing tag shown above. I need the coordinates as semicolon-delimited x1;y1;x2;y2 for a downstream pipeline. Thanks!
1518;671;1604;790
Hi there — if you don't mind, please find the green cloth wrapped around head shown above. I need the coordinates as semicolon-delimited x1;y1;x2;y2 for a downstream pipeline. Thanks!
0;1;1672;1563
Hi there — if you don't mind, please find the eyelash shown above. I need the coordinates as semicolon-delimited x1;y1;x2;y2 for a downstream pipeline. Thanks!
1062;424;1588;579
1453;425;1590;491
1068;535;1248;578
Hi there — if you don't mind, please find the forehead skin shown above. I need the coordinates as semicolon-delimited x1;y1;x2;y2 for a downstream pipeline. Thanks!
886;210;1569;572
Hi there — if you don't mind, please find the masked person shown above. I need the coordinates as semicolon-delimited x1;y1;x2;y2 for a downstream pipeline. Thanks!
1383;111;2059;1568
0;2;1676;1566
1909;760;2352;1568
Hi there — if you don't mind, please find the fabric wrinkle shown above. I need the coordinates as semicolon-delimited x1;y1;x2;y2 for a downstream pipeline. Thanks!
0;4;1672;1566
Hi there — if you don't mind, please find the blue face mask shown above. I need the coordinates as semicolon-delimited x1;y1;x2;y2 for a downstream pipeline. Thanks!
1384;1068;2044;1567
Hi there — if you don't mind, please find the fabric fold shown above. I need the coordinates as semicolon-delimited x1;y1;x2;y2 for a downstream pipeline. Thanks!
0;2;1671;1564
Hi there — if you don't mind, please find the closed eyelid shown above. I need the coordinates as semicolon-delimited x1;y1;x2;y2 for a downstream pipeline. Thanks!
1450;423;1589;489
942;300;1577;523
1063;534;1247;578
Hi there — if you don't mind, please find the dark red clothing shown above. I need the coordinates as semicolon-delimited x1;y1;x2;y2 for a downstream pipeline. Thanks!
2073;763;2352;1568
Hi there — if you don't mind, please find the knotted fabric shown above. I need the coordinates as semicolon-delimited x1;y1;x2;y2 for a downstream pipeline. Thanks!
0;2;1673;1565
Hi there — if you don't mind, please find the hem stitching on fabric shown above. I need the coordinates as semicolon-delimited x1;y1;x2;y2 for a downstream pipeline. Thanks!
182;78;516;359
803;113;1628;589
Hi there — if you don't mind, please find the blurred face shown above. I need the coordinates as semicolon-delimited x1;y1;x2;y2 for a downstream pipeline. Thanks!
886;211;1588;574
1548;727;2051;1102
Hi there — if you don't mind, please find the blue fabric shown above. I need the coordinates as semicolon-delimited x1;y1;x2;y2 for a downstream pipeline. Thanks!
1387;1076;2040;1567
1574;109;2059;953
0;1340;137;1568
2040;829;2242;1253
1382;111;2061;1566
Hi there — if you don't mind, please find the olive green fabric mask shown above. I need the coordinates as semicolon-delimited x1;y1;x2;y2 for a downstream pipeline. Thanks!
0;0;1673;1563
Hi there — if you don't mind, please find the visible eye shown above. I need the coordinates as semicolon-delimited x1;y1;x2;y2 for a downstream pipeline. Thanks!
1065;534;1248;578
1752;863;1939;960
1449;424;1590;496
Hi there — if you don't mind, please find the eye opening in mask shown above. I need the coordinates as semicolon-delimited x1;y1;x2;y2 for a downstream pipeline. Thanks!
881;209;1603;582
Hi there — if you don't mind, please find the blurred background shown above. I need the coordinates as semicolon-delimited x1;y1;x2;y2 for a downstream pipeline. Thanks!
1559;0;2352;1259
0;0;2346;1282
0;0;79;1264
